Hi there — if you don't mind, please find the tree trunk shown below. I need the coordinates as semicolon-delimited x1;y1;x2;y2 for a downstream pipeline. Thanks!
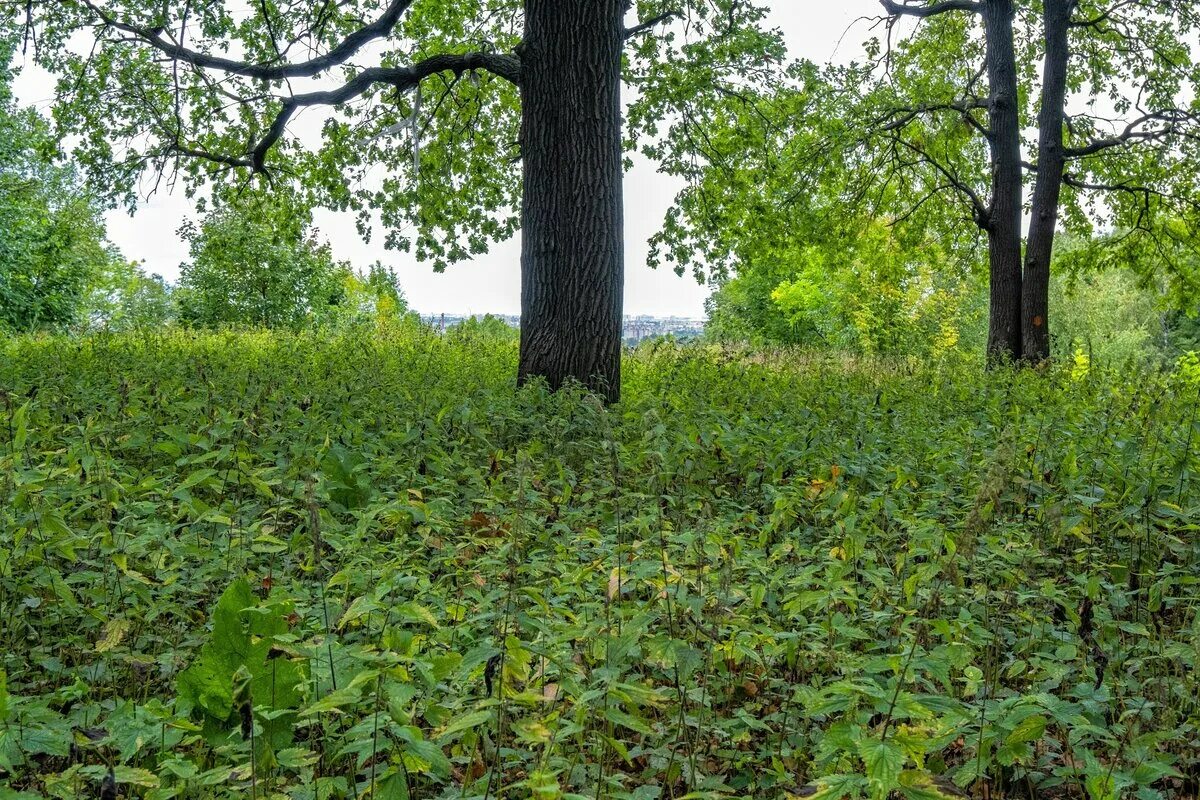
982;0;1024;364
1022;0;1071;363
517;0;626;403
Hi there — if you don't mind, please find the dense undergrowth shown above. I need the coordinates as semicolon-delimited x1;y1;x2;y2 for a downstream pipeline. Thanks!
1;326;1198;800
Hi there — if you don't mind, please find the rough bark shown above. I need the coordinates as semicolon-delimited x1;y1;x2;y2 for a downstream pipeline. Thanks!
982;0;1024;364
517;0;626;403
1022;0;1072;363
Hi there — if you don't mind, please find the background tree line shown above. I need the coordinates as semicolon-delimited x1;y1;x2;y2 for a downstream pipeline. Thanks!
0;38;410;335
2;1;1200;380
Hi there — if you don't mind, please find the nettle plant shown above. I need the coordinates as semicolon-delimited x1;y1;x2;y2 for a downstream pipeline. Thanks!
0;330;1197;799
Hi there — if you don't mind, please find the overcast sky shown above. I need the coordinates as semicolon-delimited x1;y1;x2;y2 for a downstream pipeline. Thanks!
12;3;881;317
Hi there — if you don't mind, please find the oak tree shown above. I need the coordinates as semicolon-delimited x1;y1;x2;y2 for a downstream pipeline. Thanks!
12;0;771;401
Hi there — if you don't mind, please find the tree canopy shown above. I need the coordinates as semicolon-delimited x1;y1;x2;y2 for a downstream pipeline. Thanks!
0;36;126;333
175;190;352;329
11;0;779;399
648;0;1200;363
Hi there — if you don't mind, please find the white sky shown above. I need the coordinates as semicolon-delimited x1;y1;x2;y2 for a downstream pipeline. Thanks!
11;3;880;317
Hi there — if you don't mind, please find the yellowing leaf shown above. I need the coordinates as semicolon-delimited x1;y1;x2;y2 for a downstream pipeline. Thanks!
607;566;621;600
338;595;381;629
113;766;160;787
96;619;130;653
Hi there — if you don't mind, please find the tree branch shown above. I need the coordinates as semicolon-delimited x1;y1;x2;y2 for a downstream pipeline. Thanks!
879;0;981;18
624;10;681;39
1070;0;1137;29
884;131;990;225
245;53;521;172
1063;109;1199;158
80;0;416;80
874;98;990;136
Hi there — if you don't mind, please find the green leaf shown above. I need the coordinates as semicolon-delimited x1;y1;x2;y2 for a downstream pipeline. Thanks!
402;738;452;777
1005;714;1047;746
276;748;319;770
177;468;219;492
378;772;411;800
300;686;362;717
859;739;905;799
177;580;255;719
438;709;492;740
1132;760;1182;786
339;595;382;629
794;774;868;800
396;601;440;628
604;706;654;735
79;765;160;787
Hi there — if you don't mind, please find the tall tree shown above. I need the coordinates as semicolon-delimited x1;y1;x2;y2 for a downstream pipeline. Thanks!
516;0;624;396
877;0;1028;362
14;0;771;402
0;36;123;332
175;190;352;329
1020;0;1071;361
876;0;1200;363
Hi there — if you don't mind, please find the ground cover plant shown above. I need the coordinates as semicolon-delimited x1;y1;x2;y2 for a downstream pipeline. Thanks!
1;327;1198;800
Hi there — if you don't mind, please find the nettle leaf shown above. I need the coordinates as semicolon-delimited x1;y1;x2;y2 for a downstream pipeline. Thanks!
859;739;905;799
1131;760;1182;786
301;686;363;717
896;769;966;800
339;594;383;629
1005;713;1047;746
276;747;319;770
6;316;1200;799
95;618;130;653
795;774;869;800
438;709;493;740
400;737;452;777
79;765;160;788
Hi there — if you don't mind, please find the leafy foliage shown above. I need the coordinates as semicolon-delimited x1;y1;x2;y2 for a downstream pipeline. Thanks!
17;0;779;273
0;39;125;334
652;3;1200;358
174;190;353;329
1;330;1198;799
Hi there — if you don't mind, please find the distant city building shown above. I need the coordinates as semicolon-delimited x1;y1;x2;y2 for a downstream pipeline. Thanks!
420;313;705;344
620;315;706;344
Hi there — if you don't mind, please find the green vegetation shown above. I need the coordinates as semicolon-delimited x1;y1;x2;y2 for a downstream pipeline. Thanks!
2;329;1198;799
0;39;129;334
3;2;1200;798
174;191;409;331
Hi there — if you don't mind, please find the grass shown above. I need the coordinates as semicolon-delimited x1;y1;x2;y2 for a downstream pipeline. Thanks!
1;325;1198;800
